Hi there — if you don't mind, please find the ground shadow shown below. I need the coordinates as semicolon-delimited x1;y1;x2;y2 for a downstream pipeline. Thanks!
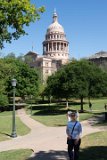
26;146;107;160
33;109;68;116
29;105;65;111
88;112;107;126
26;150;68;160
68;101;87;106
80;146;107;160
0;132;11;137
32;108;91;116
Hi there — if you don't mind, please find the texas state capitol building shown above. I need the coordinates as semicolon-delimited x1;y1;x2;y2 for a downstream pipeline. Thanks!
25;11;69;83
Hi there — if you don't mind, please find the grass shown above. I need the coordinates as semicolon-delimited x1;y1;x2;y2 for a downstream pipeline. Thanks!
69;98;107;111
0;149;32;160
80;131;107;160
0;111;31;141
27;98;107;127
31;113;93;127
0;111;12;116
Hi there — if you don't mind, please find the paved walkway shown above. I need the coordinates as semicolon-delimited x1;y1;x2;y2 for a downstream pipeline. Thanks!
0;109;107;160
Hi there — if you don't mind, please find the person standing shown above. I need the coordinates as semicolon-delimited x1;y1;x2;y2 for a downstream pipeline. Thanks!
89;102;92;111
104;104;107;111
66;112;82;160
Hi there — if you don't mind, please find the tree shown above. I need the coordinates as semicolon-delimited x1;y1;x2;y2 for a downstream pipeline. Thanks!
45;60;107;111
5;58;39;98
0;0;45;48
45;66;75;107
0;94;8;108
0;57;39;101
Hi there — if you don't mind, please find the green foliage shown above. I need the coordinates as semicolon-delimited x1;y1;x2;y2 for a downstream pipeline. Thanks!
45;60;107;111
0;94;8;107
0;57;39;101
0;0;45;48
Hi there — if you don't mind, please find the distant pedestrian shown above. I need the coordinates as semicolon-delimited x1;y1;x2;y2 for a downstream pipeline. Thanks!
66;112;82;160
89;102;92;111
104;104;107;111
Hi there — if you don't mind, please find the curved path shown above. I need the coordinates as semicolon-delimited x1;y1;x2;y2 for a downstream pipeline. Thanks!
0;109;106;159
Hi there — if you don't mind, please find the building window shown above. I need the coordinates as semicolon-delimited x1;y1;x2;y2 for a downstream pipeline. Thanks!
45;62;48;67
45;70;49;74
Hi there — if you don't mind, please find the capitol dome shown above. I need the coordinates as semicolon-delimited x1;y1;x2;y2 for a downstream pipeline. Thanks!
43;10;69;63
47;12;64;34
45;10;67;41
47;22;64;34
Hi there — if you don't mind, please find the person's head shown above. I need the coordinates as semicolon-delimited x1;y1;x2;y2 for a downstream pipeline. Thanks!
67;111;72;116
70;112;77;121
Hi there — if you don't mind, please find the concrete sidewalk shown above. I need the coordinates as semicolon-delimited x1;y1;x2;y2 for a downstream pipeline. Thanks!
0;109;106;159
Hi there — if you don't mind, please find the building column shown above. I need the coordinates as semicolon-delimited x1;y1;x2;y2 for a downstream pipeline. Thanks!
65;43;67;52
55;42;57;51
63;43;64;51
68;44;69;53
57;42;59;51
56;42;57;51
46;44;47;52
49;43;50;51
50;43;52;51
52;42;53;52
59;42;61;51
48;43;49;52
56;34;57;39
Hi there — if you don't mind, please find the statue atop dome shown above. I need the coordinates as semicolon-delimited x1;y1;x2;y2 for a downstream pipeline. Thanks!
53;9;58;22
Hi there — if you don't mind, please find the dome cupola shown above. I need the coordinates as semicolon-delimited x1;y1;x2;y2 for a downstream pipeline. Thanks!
47;10;64;34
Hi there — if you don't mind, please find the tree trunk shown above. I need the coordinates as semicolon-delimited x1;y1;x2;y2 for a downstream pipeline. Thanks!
42;95;44;102
88;96;90;104
80;96;84;112
66;99;69;109
48;96;51;106
49;96;51;104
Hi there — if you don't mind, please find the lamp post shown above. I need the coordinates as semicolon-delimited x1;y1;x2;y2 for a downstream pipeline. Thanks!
11;79;17;138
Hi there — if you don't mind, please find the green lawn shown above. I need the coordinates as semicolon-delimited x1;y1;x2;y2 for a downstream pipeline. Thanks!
80;131;107;160
0;149;32;160
27;98;107;127
31;113;93;126
0;111;12;116
0;112;31;141
69;98;107;111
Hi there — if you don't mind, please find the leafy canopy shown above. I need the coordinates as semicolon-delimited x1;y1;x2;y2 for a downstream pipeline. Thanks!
0;0;45;48
0;57;39;100
45;60;107;111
